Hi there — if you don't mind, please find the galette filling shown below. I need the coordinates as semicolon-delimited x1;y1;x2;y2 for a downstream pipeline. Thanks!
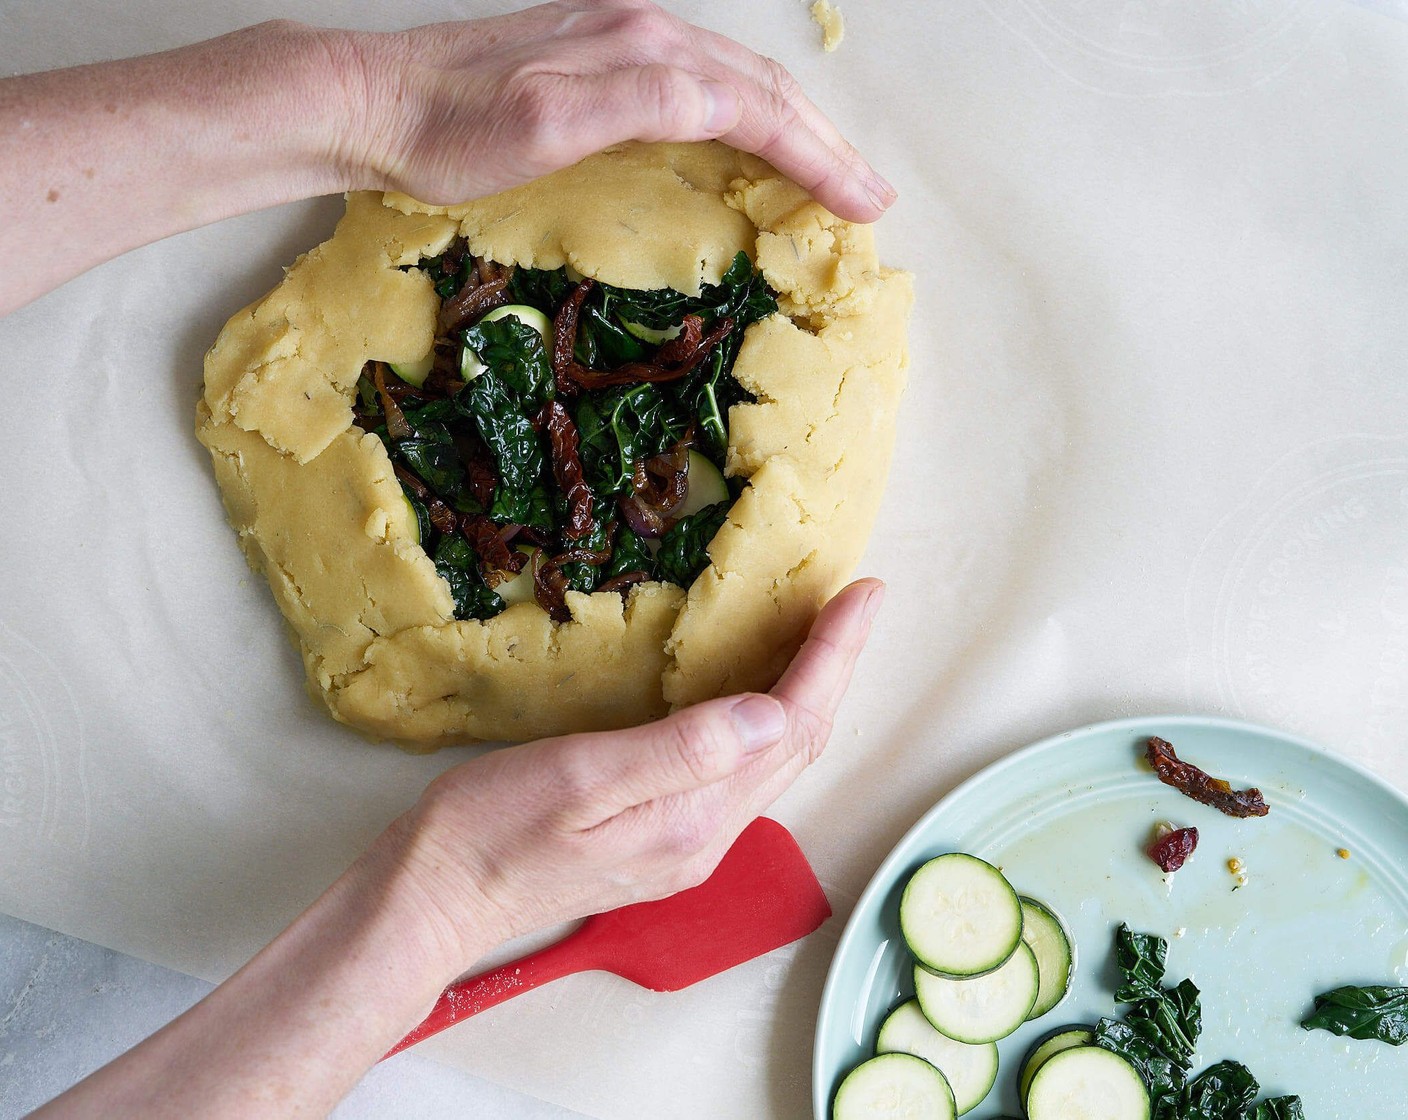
353;241;778;622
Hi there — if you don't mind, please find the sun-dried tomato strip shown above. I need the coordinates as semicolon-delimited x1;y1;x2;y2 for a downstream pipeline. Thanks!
376;368;435;404
531;551;571;622
1147;825;1199;872
1145;737;1270;818
552;280;737;395
461;515;526;584
475;256;508;285
655;315;704;364
536;401;593;540
453;431;498;510
551;279;594;398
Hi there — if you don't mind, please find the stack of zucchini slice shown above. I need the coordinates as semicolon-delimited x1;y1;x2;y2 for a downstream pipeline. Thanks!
832;853;1147;1120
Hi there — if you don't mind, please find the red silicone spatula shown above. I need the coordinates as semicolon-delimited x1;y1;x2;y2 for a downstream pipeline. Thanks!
384;816;830;1058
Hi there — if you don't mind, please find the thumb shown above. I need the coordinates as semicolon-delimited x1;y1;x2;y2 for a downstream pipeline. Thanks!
556;691;786;823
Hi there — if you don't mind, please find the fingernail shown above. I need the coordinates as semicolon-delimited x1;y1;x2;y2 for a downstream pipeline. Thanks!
729;694;787;754
863;169;897;211
863;581;885;625
701;80;741;134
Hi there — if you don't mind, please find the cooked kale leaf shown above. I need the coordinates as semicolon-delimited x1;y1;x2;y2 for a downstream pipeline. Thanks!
559;515;611;593
487;480;554;532
458;369;544;495
604;524;655;581
1095;925;1301;1120
1244;1098;1305;1120
656;502;729;587
1096;924;1200;1084
432;536;504;620
600;250;778;334
1301;984;1408;1046
361;248;776;621
1160;1061;1258;1120
574;384;689;499
397;432;463;498
514;250;774;461
461;316;553;404
1114;925;1173;1002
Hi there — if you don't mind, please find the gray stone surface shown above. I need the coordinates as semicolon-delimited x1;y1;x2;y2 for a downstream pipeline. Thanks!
0;913;582;1119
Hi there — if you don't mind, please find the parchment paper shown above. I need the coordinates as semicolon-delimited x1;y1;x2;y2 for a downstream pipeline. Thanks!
2;1;1407;1117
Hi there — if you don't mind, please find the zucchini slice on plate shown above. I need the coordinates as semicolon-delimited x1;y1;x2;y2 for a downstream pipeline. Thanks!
876;1000;998;1115
1025;1046;1150;1120
1017;1025;1094;1108
1019;896;1075;1019
832;1052;957;1120
899;853;1024;978
912;941;1040;1045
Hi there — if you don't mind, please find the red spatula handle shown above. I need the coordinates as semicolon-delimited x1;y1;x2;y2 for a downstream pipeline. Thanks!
384;929;598;1058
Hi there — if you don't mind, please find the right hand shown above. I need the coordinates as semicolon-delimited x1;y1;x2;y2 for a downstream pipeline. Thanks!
320;0;896;222
391;577;883;967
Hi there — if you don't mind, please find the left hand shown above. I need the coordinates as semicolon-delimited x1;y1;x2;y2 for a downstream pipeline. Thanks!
386;577;884;965
329;0;896;222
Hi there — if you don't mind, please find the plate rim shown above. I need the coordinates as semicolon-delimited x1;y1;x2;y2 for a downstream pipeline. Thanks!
809;712;1408;1118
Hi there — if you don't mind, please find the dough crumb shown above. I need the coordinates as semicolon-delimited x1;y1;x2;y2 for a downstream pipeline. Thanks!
810;0;844;52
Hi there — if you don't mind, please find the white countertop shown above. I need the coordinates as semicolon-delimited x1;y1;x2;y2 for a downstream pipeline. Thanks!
4;1;1408;1117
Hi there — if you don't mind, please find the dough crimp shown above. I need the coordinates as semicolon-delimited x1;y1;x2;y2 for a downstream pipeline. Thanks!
197;141;911;748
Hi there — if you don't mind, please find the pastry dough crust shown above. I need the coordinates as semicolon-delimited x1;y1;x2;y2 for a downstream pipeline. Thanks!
197;141;911;747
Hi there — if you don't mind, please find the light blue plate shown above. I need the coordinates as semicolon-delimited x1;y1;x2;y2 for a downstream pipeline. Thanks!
813;715;1408;1118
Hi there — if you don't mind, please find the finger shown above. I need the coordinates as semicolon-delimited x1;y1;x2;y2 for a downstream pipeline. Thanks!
537;64;743;156
772;578;884;724
704;579;887;828
587;578;884;878
540;4;893;220
685;26;857;168
549;689;788;825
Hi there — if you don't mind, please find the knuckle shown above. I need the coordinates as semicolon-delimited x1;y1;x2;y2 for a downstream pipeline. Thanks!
662;712;730;786
788;700;834;765
612;6;680;51
634;63;691;123
547;750;598;805
502;73;568;149
761;56;802;102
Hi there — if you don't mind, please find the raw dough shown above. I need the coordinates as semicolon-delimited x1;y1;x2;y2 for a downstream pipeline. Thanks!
197;141;911;747
810;0;846;53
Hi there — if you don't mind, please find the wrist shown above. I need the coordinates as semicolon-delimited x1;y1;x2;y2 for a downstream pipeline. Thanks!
212;20;376;199
285;22;391;194
369;808;514;980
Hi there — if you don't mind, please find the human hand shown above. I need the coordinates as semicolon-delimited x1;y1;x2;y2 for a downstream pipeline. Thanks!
392;577;883;968
328;0;895;223
1;4;892;315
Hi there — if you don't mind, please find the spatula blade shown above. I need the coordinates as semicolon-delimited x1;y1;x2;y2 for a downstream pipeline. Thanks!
585;816;831;991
